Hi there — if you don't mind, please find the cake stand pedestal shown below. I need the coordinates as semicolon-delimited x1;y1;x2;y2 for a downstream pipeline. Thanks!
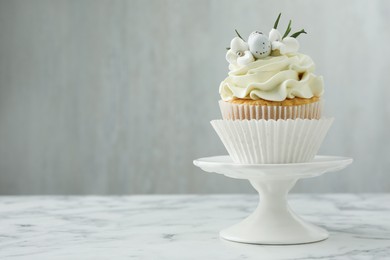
193;155;353;245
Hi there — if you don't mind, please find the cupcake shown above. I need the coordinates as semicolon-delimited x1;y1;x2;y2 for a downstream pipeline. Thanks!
219;15;324;120
212;14;333;164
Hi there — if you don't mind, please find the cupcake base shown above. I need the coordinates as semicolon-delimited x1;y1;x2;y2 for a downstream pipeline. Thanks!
219;97;322;120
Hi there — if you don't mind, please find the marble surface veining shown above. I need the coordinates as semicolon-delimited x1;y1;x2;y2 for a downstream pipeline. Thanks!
0;194;390;259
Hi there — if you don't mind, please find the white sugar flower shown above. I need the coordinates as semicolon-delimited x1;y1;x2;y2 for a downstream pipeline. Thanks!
269;28;299;55
226;37;254;67
268;14;307;55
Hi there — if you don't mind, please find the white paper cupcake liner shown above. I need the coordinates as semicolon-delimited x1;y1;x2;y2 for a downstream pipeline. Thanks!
219;100;323;120
211;118;334;164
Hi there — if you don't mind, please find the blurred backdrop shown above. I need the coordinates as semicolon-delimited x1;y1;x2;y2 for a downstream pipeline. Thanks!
0;0;389;194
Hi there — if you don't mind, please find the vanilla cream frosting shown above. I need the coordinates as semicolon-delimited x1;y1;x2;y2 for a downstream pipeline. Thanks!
219;53;324;102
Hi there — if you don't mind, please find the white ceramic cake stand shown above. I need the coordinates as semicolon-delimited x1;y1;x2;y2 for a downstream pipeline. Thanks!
193;155;353;245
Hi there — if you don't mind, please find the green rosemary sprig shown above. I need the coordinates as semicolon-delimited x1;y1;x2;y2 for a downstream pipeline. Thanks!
282;20;292;39
273;13;282;29
235;29;244;41
290;29;307;38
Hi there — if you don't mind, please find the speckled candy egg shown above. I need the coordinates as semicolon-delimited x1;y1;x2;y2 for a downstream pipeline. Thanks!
248;31;271;59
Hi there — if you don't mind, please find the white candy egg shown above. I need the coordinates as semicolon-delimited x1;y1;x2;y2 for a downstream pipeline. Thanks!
248;31;271;59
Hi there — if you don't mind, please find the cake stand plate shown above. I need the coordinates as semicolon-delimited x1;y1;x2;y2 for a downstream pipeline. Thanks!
193;155;353;245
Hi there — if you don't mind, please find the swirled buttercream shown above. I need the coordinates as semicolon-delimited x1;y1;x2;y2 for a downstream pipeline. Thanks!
219;53;324;102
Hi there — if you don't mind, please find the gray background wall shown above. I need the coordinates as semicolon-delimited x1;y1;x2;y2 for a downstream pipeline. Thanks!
0;0;389;194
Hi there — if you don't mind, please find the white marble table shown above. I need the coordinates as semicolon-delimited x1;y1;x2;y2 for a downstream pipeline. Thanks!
0;194;389;259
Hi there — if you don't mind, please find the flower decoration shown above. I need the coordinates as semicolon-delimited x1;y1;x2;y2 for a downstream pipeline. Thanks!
226;33;255;67
225;13;307;66
268;14;307;55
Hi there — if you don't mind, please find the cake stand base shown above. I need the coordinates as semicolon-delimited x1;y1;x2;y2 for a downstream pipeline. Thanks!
194;156;352;245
